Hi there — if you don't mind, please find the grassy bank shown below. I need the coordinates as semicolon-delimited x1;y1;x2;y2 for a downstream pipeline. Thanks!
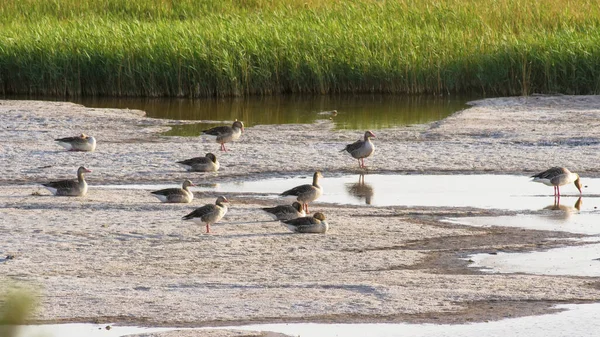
1;0;600;97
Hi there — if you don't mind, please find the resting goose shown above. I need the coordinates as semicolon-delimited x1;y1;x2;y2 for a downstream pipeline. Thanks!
151;180;195;203
176;153;220;172
55;133;96;152
282;212;329;234
261;201;306;221
280;171;323;213
531;167;582;198
341;130;376;168
182;196;229;233
201;120;244;151
42;166;92;196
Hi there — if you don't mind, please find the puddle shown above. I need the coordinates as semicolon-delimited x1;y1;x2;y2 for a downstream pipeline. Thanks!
211;303;600;337
11;303;600;337
96;174;600;211
444;197;600;235
8;323;177;337
468;243;600;277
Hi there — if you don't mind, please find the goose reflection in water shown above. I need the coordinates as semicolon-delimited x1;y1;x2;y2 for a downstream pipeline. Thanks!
345;174;374;205
543;197;582;221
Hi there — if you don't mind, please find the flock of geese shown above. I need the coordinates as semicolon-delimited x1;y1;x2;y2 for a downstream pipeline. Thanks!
42;122;584;234
42;123;378;234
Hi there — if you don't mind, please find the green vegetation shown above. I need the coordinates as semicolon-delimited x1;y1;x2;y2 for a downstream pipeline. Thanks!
0;286;38;337
1;0;600;97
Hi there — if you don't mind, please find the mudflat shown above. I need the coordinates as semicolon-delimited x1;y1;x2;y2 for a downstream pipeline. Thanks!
1;96;600;335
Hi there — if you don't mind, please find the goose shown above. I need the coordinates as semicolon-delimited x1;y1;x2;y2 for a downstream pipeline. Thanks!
176;153;220;172
42;166;92;196
201;120;244;151
151;180;195;203
531;167;582;197
55;133;96;152
280;171;323;213
182;196;229;233
282;212;329;234
341;130;376;168
261;201;306;221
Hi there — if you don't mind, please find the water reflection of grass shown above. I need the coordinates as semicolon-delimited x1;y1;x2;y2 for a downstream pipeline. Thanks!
0;287;38;337
141;95;471;136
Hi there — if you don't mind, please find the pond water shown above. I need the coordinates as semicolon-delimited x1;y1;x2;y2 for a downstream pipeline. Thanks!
96;174;600;211
4;94;474;136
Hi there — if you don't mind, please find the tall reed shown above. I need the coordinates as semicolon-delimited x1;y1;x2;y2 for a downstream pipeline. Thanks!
0;0;599;97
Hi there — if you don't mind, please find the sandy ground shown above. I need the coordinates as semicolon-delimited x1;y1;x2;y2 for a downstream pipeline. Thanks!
2;96;600;336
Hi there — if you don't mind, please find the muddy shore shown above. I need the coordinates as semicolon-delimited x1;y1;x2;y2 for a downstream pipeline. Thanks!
1;95;600;336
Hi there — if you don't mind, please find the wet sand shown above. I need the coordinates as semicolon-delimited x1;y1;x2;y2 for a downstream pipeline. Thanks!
2;96;600;335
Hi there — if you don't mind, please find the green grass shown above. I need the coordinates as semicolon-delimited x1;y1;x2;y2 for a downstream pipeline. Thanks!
0;286;38;337
1;0;600;97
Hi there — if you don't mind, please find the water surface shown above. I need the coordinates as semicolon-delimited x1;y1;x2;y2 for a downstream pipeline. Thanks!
70;94;473;135
97;174;600;211
468;243;600;277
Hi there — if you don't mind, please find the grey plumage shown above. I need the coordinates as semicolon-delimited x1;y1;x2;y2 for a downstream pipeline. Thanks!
261;201;306;221
282;212;329;234
182;196;229;233
42;166;92;196
151;180;195;203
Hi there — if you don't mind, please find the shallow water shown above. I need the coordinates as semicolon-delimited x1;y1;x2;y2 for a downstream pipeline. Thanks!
15;303;600;337
68;94;472;135
468;243;600;277
9;323;176;337
217;303;600;337
96;174;600;211
444;205;600;235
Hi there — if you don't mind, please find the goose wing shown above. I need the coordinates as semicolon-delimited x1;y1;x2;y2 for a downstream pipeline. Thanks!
43;179;79;190
151;187;184;196
176;156;210;166
531;167;568;179
182;204;218;220
262;204;300;220
342;139;364;153
202;126;232;137
280;184;313;197
55;136;86;144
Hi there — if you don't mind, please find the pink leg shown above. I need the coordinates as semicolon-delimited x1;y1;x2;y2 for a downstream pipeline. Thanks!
206;223;211;233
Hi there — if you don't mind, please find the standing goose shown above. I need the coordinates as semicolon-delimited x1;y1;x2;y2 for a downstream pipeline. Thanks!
176;153;220;172
42;166;92;196
261;201;306;221
201;120;244;151
151;180;195;203
182;196;229;233
280;171;323;213
531;167;582;198
55;133;97;152
282;212;329;234
341;131;376;168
